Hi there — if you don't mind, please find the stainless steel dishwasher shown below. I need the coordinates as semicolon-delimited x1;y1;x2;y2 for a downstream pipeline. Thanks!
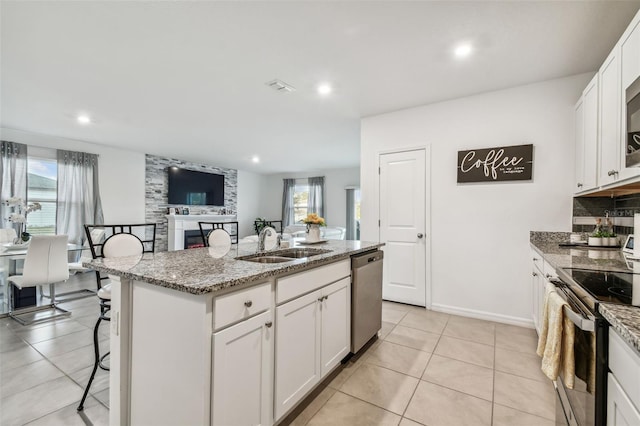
351;250;384;354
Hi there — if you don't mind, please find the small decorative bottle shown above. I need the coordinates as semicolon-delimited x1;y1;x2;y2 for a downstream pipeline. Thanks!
588;218;603;246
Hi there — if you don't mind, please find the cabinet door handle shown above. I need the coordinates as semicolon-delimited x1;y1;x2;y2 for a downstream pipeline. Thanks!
265;321;272;328
532;272;538;277
417;233;424;239
577;183;583;188
533;257;539;261
608;170;616;176
545;273;552;279
244;300;253;308
318;297;324;302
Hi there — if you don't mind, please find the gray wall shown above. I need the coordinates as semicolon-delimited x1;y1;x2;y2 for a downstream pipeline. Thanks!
145;154;237;251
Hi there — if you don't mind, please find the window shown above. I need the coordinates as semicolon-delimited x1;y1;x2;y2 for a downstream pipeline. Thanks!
293;184;309;223
26;157;57;235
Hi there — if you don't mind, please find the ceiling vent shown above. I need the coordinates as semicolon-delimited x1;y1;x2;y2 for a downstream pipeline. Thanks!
265;79;296;93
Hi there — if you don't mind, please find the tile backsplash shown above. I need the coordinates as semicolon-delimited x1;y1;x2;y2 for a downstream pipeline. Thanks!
573;194;640;235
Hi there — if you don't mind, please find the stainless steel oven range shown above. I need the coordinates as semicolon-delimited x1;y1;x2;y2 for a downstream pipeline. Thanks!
553;268;640;426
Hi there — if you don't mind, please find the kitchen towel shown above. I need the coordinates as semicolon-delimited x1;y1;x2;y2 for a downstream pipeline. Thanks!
537;283;576;388
574;327;596;394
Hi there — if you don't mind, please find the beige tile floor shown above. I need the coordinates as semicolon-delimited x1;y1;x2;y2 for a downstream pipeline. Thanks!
289;301;557;426
1;277;556;426
0;272;110;426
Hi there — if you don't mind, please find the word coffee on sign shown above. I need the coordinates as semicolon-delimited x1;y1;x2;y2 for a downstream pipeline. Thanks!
457;144;533;183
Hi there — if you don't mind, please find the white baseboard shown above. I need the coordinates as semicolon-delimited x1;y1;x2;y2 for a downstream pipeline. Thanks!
430;303;534;329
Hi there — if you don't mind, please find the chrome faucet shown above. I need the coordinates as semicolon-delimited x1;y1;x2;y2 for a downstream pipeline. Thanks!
258;227;273;252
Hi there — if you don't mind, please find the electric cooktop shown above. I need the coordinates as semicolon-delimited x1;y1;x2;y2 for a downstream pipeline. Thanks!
562;268;638;306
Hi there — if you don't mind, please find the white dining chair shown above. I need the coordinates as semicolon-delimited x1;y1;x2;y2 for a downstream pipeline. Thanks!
8;235;71;325
68;228;106;274
77;232;144;412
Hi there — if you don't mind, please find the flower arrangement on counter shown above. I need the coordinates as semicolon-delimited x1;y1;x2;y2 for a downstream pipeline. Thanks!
300;213;326;227
5;197;41;243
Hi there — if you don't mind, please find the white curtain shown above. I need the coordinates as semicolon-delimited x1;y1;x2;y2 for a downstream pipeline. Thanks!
57;150;104;245
0;141;27;230
307;176;325;218
282;178;296;227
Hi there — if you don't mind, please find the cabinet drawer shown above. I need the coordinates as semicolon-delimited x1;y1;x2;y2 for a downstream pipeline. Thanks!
214;282;271;330
530;248;543;273
542;260;557;280
609;329;640;412
277;259;350;304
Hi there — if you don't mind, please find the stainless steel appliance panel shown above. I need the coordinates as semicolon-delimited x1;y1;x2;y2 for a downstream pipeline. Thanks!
553;271;609;426
351;250;383;354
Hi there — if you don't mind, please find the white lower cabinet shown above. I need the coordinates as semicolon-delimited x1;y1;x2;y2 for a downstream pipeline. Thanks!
608;373;640;426
274;289;322;420
274;277;351;421
320;278;351;377
212;310;273;426
530;249;546;335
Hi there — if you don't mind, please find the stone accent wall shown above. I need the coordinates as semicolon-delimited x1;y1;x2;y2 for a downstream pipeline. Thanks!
145;154;238;251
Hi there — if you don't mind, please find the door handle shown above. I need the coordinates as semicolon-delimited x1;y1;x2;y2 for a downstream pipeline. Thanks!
417;233;424;239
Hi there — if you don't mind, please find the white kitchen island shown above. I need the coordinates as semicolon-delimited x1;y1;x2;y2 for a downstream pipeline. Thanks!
87;240;383;426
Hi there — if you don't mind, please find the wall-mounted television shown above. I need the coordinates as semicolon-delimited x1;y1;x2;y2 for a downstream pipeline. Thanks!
167;167;225;206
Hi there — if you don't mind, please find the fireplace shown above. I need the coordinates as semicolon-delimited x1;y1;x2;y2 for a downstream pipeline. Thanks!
184;230;205;249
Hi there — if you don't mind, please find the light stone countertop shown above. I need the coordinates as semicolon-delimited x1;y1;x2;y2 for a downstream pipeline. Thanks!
531;231;640;354
85;240;383;295
530;231;632;273
600;304;640;354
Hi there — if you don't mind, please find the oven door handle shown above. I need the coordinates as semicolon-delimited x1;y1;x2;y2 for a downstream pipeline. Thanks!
562;305;595;332
549;279;596;332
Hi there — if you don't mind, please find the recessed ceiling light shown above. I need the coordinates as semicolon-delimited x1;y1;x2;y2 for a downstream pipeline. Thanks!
251;156;260;164
454;43;473;58
317;83;333;95
77;114;91;124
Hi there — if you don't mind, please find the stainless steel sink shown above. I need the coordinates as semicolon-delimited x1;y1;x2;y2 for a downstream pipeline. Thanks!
239;256;293;264
275;248;332;258
236;247;331;263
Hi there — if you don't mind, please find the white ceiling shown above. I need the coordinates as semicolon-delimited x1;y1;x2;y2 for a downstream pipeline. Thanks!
2;1;639;174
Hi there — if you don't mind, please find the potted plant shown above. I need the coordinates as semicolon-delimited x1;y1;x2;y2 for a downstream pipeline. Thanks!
588;231;603;247
605;218;618;246
5;197;41;245
254;218;270;234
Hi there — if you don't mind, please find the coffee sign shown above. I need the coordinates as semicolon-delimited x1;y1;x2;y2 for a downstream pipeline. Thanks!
457;144;533;183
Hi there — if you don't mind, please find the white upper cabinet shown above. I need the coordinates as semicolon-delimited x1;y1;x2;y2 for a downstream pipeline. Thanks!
599;48;622;185
575;75;598;194
582;75;600;191
621;18;640;91
620;17;640;181
575;98;585;192
575;10;640;191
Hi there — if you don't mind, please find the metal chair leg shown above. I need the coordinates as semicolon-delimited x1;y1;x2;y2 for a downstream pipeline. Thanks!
77;315;103;411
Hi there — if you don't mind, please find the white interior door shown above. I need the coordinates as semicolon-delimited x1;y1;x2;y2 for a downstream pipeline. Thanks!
379;149;427;307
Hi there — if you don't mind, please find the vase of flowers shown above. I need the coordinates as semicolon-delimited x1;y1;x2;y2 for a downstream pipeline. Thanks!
300;213;326;242
5;197;41;244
